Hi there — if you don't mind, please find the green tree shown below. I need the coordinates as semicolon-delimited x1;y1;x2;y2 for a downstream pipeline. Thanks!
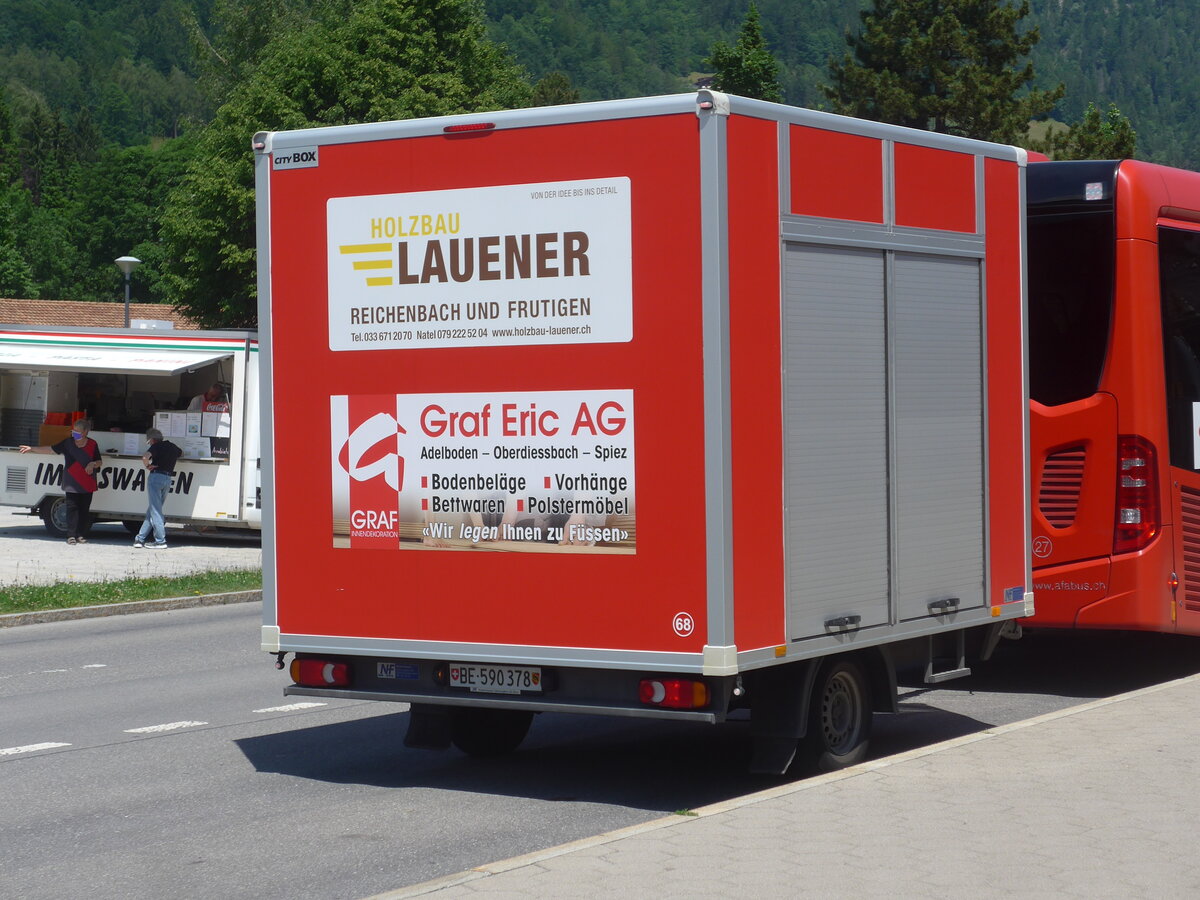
0;185;36;297
0;243;36;297
1032;103;1137;161
706;3;783;102
191;0;312;108
531;71;580;107
160;0;531;328
825;0;1064;144
67;138;200;302
0;89;15;183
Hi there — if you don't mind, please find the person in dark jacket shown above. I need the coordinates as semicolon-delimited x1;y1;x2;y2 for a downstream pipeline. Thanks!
134;428;182;549
19;418;103;544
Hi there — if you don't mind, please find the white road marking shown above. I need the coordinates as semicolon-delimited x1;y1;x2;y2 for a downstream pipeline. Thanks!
124;721;208;734
0;742;71;756
0;664;108;682
253;702;328;713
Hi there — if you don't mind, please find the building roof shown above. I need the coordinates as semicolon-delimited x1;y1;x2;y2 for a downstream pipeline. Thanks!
0;299;200;330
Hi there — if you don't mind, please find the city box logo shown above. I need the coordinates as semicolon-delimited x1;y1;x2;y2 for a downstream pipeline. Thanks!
326;178;633;352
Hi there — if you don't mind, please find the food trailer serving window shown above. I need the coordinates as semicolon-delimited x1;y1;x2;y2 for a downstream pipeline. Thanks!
0;340;236;460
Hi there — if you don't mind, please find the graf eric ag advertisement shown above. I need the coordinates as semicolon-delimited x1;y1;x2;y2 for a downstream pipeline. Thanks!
331;390;635;554
327;178;632;351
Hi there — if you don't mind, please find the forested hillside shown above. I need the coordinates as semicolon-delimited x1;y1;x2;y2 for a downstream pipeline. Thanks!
0;0;210;143
2;0;1199;309
3;1;1198;162
1032;0;1200;168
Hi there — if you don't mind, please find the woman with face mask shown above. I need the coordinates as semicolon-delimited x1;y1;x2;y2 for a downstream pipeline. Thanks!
19;418;104;544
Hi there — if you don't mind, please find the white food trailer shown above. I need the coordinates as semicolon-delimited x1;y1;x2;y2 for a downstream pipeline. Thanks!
0;325;261;536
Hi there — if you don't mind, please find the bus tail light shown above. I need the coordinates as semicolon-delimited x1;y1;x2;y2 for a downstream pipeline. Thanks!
290;658;352;687
1114;435;1160;554
639;678;710;709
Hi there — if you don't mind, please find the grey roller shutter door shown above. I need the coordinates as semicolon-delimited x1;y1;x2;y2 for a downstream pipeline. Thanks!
783;244;890;638
892;252;985;619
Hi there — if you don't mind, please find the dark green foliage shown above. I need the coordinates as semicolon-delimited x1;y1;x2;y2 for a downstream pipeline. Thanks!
71;138;200;301
1028;0;1198;167
825;0;1064;143
159;0;532;328
485;0;719;100
191;0;312;107
706;3;783;102
1032;103;1137;161
531;71;581;106
0;0;211;147
2;0;1200;318
0;74;198;303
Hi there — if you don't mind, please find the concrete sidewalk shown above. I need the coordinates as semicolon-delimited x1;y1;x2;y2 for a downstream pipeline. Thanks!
384;674;1200;899
0;506;260;587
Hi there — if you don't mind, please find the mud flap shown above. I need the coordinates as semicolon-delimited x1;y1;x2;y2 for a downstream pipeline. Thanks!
748;659;819;775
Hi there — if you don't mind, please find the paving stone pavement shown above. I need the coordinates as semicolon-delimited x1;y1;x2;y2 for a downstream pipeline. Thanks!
382;673;1200;899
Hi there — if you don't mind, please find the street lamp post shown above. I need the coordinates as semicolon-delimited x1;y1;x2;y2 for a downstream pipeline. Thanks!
114;256;142;328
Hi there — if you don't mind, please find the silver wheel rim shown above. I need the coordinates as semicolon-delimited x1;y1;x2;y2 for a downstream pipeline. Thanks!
50;498;71;533
819;669;864;755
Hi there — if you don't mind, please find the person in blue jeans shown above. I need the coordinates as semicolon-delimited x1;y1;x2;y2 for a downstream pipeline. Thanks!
135;428;182;549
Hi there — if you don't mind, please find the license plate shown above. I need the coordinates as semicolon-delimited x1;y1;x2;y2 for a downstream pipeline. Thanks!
449;663;542;694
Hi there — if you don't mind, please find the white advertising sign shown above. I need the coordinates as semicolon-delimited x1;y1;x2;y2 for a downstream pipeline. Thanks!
330;390;635;553
1193;402;1200;470
326;178;632;351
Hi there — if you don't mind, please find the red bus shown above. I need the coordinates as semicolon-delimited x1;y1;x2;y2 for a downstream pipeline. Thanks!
1027;159;1200;634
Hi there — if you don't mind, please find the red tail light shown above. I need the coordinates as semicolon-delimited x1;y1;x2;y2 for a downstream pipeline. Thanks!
1114;435;1160;554
290;658;352;687
638;678;710;709
443;122;495;133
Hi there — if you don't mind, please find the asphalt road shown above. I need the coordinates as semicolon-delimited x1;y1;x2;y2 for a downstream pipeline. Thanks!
3;603;1199;900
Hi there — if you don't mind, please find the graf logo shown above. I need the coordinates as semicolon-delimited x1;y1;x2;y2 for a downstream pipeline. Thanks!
351;509;399;529
338;412;406;490
339;242;395;288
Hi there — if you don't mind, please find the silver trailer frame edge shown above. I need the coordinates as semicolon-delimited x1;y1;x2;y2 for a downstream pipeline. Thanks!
696;91;738;674
255;92;1026;164
254;134;280;649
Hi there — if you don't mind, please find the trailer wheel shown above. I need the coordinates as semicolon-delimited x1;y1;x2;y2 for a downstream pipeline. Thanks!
123;520;142;535
450;708;533;757
40;497;89;538
802;658;872;772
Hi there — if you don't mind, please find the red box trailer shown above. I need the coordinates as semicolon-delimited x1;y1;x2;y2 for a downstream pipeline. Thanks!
255;91;1032;773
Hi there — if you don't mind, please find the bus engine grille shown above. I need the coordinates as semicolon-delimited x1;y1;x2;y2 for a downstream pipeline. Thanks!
1180;486;1200;613
1038;446;1086;529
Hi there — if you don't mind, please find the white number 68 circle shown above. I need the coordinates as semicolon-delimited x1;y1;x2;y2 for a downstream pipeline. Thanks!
672;612;695;637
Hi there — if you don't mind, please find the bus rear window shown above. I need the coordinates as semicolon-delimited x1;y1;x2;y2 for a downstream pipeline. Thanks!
1027;209;1115;406
1160;226;1200;470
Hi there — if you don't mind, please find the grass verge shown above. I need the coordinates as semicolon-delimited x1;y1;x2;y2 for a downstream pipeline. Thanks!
0;568;262;615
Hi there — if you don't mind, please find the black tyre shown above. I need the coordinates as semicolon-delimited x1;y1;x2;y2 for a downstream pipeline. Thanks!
123;520;143;535
801;658;872;772
40;497;90;538
450;708;533;757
